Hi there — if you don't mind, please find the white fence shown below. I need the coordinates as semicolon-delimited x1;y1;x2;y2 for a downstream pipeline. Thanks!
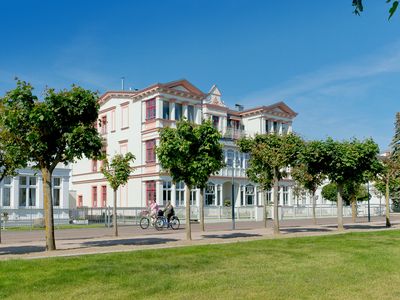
0;204;387;228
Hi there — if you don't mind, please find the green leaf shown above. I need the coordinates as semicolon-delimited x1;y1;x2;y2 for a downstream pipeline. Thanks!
389;1;399;19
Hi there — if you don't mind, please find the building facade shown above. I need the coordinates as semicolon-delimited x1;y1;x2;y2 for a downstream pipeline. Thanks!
71;79;300;209
0;166;71;210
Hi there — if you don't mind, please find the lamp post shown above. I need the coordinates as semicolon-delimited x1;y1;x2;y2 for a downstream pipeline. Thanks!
367;181;371;222
231;157;236;230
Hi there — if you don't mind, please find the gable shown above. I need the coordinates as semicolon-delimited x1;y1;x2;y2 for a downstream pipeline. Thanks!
205;84;226;107
162;79;204;96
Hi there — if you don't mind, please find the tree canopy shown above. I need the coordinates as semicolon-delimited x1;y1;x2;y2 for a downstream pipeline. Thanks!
237;133;304;233
0;80;103;250
157;119;224;240
352;0;398;19
321;182;368;205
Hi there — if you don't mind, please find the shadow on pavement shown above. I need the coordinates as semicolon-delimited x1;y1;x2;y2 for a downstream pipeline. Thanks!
202;233;261;239
0;245;46;255
324;224;387;230
82;237;178;247
281;227;331;233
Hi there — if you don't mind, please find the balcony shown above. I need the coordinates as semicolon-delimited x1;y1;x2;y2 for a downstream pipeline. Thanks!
222;127;246;140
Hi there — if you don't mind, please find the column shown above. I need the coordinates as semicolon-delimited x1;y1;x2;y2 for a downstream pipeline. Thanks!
155;96;163;119
171;182;177;207
219;184;224;206
61;176;69;209
170;99;176;121
156;180;163;205
288;122;293;133
182;102;188;119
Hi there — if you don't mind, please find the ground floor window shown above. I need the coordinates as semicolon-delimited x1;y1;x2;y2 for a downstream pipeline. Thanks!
162;181;172;206
283;186;289;206
19;176;36;207
265;190;272;205
190;189;197;206
101;185;107;207
92;186;97;208
216;185;222;206
205;183;216;206
176;181;185;206
1;177;11;207
53;177;61;207
146;181;156;207
245;184;254;206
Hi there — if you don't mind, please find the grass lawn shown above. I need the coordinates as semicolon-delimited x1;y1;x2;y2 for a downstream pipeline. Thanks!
1;230;400;299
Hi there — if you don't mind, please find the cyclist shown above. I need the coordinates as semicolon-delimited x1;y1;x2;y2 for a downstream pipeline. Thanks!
163;200;175;223
149;199;159;224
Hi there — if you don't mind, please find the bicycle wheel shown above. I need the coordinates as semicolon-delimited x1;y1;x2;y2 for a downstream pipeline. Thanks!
139;217;150;229
155;217;164;231
170;216;180;230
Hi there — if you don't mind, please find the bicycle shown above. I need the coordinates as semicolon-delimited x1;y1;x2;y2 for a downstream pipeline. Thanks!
154;215;180;231
139;210;157;229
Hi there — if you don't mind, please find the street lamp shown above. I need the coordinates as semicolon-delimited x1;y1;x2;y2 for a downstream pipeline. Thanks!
367;181;371;222
230;155;236;230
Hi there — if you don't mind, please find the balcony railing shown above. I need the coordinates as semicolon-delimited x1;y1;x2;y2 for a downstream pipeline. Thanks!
222;127;246;140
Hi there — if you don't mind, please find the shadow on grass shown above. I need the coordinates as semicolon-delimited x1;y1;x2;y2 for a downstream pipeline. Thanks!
82;237;178;247
0;245;46;255
202;233;261;239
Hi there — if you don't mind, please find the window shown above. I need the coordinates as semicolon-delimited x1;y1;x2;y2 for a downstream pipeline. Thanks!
53;177;61;207
176;181;185;207
78;195;83;207
190;188;197;206
101;115;107;134
205;183;216;206
162;181;172;206
244;153;250;169
245;184;254;206
92;186;97;208
101;185;107;207
163;101;170;119
226;150;234;167
188;105;195;122
282;123;288;135
121;105;129;128
92;160;97;172
2;177;11;207
266;190;272;204
265;119;269;133
146;181;156;207
273;121;278;133
120;143;128;155
146;98;156;120
19;176;36;207
212;116;219;128
175;103;182;120
145;139;156;163
283;186;289;206
111;109;116;131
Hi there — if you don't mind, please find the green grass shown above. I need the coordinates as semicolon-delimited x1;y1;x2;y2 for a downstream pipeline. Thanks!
3;224;105;231
1;230;400;299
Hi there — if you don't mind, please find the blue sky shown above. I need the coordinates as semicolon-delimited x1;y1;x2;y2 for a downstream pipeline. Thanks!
1;1;399;150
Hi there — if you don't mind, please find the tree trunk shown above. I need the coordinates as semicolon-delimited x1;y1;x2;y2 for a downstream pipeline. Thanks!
273;169;280;235
385;178;391;228
0;211;2;244
200;188;205;232
42;167;56;251
312;191;317;225
113;188;118;236
264;190;268;228
351;196;357;223
185;184;192;240
337;183;344;231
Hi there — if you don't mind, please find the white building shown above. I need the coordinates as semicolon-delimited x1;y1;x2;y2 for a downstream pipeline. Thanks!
0;166;71;209
71;79;299;209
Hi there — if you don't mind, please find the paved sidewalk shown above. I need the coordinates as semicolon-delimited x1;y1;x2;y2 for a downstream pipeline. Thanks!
1;217;399;261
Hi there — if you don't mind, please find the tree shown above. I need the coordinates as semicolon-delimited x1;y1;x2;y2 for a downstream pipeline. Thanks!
321;181;369;222
374;154;400;227
391;112;400;160
352;0;398;19
101;152;135;236
0;80;103;250
237;133;304;234
322;138;380;231
292;140;326;225
157;120;224;240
